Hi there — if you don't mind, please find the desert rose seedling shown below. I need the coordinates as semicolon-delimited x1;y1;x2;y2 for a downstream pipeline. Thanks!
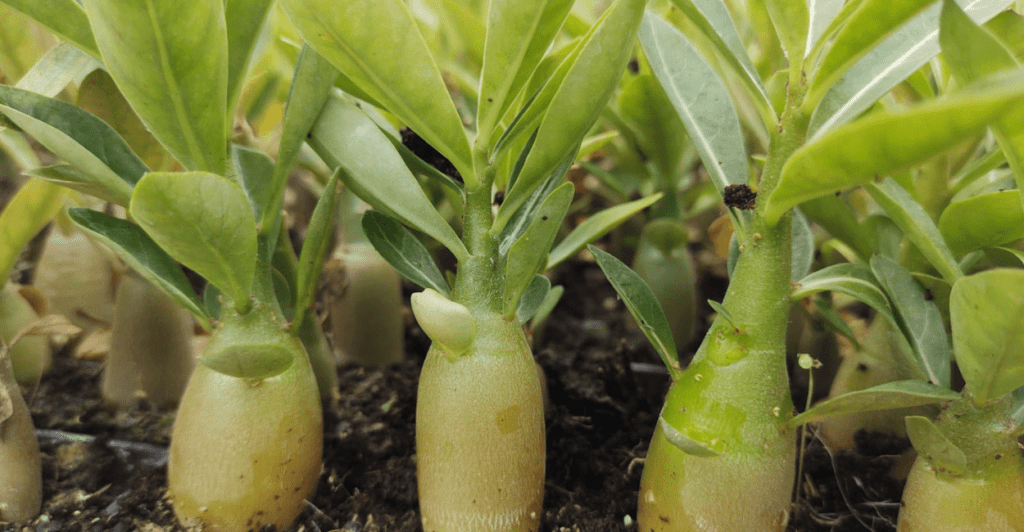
279;0;660;528
0;0;350;528
593;0;1024;529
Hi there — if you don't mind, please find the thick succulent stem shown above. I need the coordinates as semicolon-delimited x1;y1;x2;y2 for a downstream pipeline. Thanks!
167;304;322;531
0;341;42;522
327;242;404;367
897;396;1024;531
0;284;50;386
101;271;195;408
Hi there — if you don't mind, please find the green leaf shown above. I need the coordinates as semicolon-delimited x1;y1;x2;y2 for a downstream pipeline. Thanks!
1010;385;1024;432
905;415;967;475
791;208;815;281
668;0;774;127
548;193;663;269
503;182;574;315
0;179;63;283
940;190;1024;256
530;284;564;328
792;262;898;331
362;210;450;297
940;0;1024;216
639;11;748;198
764;0;809;64
808;0;1013;137
500;143;566;257
806;0;846;55
77;69;165;171
278;0;473;183
308;94;467;263
232;145;274;223
499;0;645;228
590;244;681;379
951;269;1024;403
0;0;99;58
15;42;98;98
616;73;687;176
809;0;935;102
293;170;340;331
707;299;735;329
25;165;129;207
871;255;952;387
0;85;146;206
263;44;338;232
799;194;874;260
67;207;210;329
867;179;963;284
985;246;1024;267
477;0;574;138
516;274;552;324
790;380;960;427
984;10;1024;60
82;0;228;174
129;172;257;307
766;68;1024;226
224;0;274;116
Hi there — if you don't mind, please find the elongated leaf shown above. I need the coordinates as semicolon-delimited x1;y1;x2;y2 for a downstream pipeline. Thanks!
806;0;846;56
791;209;815;281
224;0;274;115
0;86;145;206
82;0;228;174
951;269;1024;403
293;170;340;331
500;147;570;257
790;380;959;427
362;210;450;296
130;172;256;306
792;263;898;330
516;274;552;324
308;94;467;263
799;194;874;259
77;69;164;171
0;0;99;58
24;165;126;207
278;0;473;183
68;207;209;328
499;0;645;228
503;182;574;315
263;45;338;232
808;0;1013;138
548;193;663;269
810;0;935;100
640;11;748;198
616;73;686;176
590;245;681;379
477;0;574;137
939;190;1024;255
1011;385;1024;432
764;0;809;63
871;255;952;386
906;415;967;474
940;0;1024;215
669;0;773;126
0;179;63;283
15;42;98;98
232;145;274;223
765;68;1024;225
867;179;963;284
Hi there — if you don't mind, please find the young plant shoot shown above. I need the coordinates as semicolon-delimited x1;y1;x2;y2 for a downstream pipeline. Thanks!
280;0;656;528
0;1;344;529
594;1;1024;529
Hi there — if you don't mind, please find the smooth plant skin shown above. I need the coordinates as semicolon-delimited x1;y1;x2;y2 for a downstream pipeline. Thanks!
327;242;404;367
168;305;322;532
897;397;1024;532
0;284;49;386
33;227;116;331
631;219;696;350
416;310;545;532
101;272;194;408
0;347;42;522
638;215;796;531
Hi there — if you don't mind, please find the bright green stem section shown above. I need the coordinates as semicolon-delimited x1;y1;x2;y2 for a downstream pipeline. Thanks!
453;148;503;317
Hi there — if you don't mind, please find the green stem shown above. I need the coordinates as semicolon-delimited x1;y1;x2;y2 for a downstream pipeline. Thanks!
452;148;503;317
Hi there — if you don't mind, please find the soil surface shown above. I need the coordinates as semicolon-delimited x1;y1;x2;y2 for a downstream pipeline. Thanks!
7;256;910;532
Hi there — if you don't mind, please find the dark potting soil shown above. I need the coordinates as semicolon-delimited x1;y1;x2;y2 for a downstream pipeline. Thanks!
11;259;908;532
